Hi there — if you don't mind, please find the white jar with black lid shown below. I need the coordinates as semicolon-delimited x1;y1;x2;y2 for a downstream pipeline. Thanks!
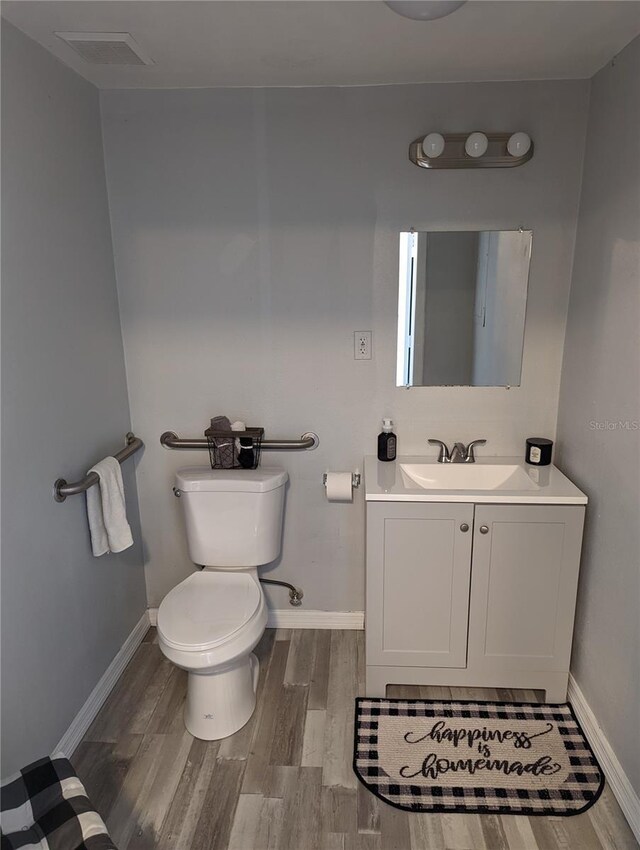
526;437;553;466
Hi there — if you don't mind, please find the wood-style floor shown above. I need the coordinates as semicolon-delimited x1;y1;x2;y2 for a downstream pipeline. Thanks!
72;628;638;850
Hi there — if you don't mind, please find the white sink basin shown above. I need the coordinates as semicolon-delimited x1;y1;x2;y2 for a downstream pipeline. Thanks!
400;462;539;491
366;455;587;504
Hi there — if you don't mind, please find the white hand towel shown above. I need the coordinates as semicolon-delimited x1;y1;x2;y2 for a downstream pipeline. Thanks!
86;457;133;556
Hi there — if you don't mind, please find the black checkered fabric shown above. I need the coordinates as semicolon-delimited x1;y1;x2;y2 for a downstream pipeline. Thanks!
0;755;116;850
353;698;604;815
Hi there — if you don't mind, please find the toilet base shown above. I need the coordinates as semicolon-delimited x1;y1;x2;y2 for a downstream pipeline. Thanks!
185;653;260;740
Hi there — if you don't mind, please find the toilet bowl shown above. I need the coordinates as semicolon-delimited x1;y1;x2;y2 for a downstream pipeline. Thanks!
157;466;288;740
158;569;267;739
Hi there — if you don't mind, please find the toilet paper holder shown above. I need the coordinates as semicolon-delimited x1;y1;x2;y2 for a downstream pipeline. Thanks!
322;471;361;488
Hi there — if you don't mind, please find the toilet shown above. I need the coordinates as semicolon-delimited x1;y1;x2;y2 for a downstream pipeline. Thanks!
157;465;288;740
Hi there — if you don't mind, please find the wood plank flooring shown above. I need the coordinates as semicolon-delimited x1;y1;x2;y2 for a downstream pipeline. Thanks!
72;628;638;850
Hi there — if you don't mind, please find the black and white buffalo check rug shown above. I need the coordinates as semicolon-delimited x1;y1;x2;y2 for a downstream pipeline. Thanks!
0;754;116;850
353;699;604;816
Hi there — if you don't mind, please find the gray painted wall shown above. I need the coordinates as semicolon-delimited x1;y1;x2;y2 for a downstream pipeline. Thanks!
556;36;640;795
101;80;589;611
1;22;146;776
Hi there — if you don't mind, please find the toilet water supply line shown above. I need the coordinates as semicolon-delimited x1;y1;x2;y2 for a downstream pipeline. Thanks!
259;578;304;607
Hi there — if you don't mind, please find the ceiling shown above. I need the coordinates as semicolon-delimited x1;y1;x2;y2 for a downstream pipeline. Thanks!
3;1;640;89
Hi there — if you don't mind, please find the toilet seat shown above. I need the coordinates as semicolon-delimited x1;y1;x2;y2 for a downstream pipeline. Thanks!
157;571;262;652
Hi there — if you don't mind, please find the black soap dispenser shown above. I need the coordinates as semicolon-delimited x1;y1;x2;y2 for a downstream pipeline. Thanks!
377;418;397;462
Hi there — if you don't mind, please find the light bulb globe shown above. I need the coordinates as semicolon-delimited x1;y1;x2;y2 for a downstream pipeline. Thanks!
465;132;488;158
422;133;446;158
507;132;532;157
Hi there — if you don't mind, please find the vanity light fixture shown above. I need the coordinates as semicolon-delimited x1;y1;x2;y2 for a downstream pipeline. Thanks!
409;131;534;169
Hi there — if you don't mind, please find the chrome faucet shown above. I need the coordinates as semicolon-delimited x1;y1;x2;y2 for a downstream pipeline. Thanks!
428;439;487;463
450;442;468;463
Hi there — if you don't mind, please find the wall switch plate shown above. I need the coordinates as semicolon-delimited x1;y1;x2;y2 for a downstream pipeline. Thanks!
354;331;372;360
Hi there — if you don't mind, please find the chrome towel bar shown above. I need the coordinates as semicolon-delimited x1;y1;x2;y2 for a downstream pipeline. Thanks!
160;430;319;452
54;432;143;502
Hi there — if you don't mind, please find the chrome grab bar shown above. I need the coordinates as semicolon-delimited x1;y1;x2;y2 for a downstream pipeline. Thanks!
160;430;319;452
54;432;143;502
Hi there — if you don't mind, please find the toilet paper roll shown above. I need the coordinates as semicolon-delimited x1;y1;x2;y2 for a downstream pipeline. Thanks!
324;472;353;503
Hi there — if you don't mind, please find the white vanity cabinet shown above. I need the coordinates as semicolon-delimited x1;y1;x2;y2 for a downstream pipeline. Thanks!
366;502;474;669
365;500;585;702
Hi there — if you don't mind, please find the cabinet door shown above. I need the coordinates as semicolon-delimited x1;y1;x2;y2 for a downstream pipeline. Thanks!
468;504;585;673
366;502;474;668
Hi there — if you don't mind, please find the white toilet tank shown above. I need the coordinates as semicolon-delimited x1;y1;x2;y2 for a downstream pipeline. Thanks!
175;466;288;567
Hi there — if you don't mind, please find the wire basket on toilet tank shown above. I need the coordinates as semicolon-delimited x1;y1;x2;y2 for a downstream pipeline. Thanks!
204;424;264;470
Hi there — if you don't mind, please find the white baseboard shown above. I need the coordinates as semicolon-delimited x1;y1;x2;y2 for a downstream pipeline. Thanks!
568;673;640;842
147;607;364;630
55;611;151;758
266;609;364;629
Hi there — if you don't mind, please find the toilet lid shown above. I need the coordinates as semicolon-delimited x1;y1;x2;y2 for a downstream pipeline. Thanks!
157;571;262;651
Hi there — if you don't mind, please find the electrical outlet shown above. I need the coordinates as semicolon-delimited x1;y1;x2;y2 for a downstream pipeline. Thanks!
354;331;372;360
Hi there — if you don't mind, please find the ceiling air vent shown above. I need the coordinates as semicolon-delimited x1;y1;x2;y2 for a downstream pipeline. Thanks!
55;32;154;66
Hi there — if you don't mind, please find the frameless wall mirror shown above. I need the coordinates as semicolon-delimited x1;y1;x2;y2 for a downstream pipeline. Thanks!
396;229;532;387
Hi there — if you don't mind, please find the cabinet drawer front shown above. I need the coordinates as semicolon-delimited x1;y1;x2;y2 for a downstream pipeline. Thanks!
468;504;585;673
366;502;473;668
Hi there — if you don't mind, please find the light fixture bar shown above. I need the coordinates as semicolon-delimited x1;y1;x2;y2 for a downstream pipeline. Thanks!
409;132;533;169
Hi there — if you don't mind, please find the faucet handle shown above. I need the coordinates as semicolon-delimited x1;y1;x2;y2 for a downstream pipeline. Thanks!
466;439;487;462
428;439;450;463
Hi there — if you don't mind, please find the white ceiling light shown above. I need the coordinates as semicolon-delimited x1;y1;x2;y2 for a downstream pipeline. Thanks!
384;1;467;21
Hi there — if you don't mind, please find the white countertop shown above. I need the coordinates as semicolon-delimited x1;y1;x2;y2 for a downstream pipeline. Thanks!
364;455;588;505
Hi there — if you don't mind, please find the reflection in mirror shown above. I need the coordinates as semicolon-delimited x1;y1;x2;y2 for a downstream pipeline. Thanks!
396;230;532;387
